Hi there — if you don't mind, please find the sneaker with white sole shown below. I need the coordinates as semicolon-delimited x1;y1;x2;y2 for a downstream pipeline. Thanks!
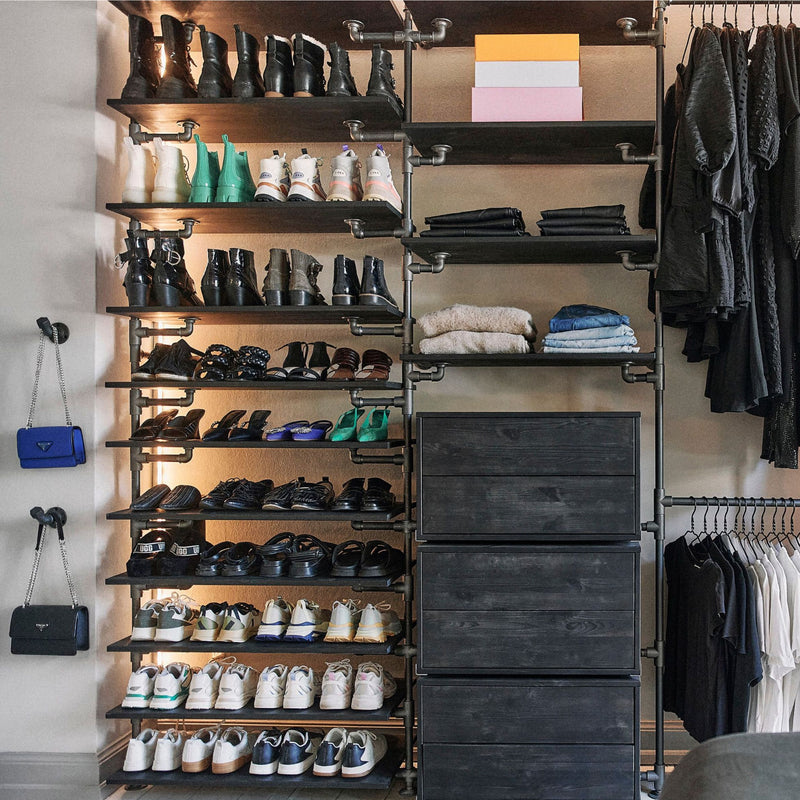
123;728;159;772
217;602;261;643
255;151;290;201
121;663;160;708
353;602;402;643
254;664;289;709
277;728;323;775
284;598;330;641
154;595;199;642
152;728;185;771
287;149;327;202
250;728;283;775
351;662;398;711
215;662;259;710
327;146;363;202
342;730;388;778
320;659;354;710
190;601;228;642
131;597;170;640
362;145;401;213
282;665;322;709
150;662;193;710
324;599;362;642
314;727;349;776
255;596;294;641
212;727;252;774
186;657;235;710
182;726;222;773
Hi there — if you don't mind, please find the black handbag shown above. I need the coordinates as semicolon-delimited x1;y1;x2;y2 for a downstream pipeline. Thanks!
9;512;89;656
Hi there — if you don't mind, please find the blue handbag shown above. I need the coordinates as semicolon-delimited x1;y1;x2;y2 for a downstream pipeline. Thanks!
17;329;86;469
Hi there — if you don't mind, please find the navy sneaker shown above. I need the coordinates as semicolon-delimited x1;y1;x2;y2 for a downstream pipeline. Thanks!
313;727;348;776
342;730;388;778
249;728;283;775
277;728;322;775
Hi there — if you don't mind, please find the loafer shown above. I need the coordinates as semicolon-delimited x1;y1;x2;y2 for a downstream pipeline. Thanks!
131;484;171;511
360;477;394;512
222;542;263;576
291;477;334;511
196;541;236;576
331;477;365;512
262;478;303;511
160;485;202;511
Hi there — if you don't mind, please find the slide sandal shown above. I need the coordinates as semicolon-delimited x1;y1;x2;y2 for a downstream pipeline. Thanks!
264;420;309;441
291;420;333;441
358;540;404;578
331;539;365;577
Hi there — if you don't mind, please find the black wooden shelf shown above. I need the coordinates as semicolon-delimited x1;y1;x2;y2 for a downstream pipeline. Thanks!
106;745;402;789
108;634;403;656
105;571;404;590
106;505;404;522
105;380;402;391
402;235;656;265
106;201;401;234
106;305;404;325
108;96;402;142
405;1;655;46
106;439;405;450
106;688;404;722
403;121;655;165
401;352;656;368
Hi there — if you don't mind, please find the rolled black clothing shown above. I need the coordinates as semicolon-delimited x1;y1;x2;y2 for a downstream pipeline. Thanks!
539;204;625;219
424;207;523;226
428;217;525;231
419;228;530;237
539;224;631;236
536;216;628;229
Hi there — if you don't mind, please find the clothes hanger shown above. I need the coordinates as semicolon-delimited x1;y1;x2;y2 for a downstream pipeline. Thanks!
684;496;698;542
682;1;697;63
712;497;721;534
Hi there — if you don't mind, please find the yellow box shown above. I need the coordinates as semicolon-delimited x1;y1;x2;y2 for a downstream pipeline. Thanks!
474;34;580;62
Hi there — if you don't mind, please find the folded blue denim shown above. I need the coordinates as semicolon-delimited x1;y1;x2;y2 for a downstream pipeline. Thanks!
549;304;630;333
541;335;638;349
542;344;640;353
543;324;634;341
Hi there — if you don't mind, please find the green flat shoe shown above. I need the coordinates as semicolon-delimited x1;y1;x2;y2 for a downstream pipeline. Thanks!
357;407;390;442
330;407;366;441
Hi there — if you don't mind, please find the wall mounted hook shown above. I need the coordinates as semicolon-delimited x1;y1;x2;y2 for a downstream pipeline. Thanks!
37;317;70;344
30;506;67;528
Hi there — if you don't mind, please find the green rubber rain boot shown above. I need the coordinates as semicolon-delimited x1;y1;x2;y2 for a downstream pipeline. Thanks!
235;149;257;202
215;134;241;202
189;134;220;203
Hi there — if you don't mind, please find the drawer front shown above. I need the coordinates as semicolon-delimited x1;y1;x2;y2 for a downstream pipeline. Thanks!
419;744;637;800
418;544;639;674
418;413;638;476
419;475;638;538
419;677;638;744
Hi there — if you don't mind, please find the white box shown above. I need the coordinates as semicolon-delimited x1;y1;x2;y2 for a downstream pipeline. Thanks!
475;60;580;88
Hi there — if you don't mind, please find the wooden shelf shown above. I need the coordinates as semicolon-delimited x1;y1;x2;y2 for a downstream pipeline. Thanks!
401;352;656;368
105;379;402;391
108;96;402;142
402;235;656;265
105;571;404;590
106;305;404;325
405;1;656;46
106;439;405;450
106;201;401;234
106;505;404;522
403;121;655;165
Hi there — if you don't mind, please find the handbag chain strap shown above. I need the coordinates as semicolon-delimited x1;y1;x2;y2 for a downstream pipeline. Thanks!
26;327;72;429
23;520;80;608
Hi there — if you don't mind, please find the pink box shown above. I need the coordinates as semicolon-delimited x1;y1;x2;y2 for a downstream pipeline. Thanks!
471;87;583;122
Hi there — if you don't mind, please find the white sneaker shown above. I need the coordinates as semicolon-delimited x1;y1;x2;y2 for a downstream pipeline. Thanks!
152;137;191;203
320;659;354;710
284;598;330;641
277;728;322;775
256;596;294;641
254;664;289;709
190;601;228;642
313;727;349;776
342;730;388;778
287;149;327;202
150;662;193;710
327;146;363;202
121;663;159;708
351;662;398;711
122;728;159;772
215;662;259;710
353;602;402;643
212;727;252;774
282;665;322;709
152;728;185;772
362;145;402;213
122;136;154;203
217;602;261;643
255;151;290;201
186;657;234;710
154;595;199;642
182;726;221;773
325;599;362;642
250;728;283;775
131;597;169;640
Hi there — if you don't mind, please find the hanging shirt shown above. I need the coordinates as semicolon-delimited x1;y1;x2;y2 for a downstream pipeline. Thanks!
747;562;767;732
777;546;800;729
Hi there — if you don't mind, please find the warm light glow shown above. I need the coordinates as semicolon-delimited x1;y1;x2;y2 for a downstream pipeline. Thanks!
158;43;166;77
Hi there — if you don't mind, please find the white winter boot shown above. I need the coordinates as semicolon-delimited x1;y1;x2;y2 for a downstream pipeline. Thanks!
327;146;363;202
362;144;401;213
152;137;191;203
255;151;290;202
122;136;155;203
287;149;327;202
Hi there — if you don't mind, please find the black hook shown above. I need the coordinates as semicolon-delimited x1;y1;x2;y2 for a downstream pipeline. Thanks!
29;506;67;528
37;317;70;345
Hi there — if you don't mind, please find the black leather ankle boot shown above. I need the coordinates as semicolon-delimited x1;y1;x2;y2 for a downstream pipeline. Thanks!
367;45;402;111
226;248;264;305
121;234;154;307
197;25;233;98
201;249;230;306
359;255;398;309
263;35;293;97
326;42;358;97
156;14;197;98
262;248;290;305
153;237;202;307
232;24;265;98
332;255;359;305
292;34;326;97
121;14;160;98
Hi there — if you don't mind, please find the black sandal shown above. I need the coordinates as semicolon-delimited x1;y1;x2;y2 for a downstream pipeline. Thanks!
130;409;178;441
258;532;295;577
264;341;307;381
228;345;271;381
359;539;404;577
290;476;334;511
287;534;333;577
221;541;263;576
201;409;247;441
228;409;272;441
331;539;365;577
193;344;235;381
195;541;235;576
160;408;206;440
289;340;334;381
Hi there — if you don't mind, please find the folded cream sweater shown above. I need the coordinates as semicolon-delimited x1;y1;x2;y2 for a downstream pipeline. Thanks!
418;304;537;340
418;330;531;355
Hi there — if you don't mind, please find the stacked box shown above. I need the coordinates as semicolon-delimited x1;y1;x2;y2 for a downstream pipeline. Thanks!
472;34;583;122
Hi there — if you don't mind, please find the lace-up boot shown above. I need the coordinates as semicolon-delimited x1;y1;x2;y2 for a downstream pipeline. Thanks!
156;14;197;98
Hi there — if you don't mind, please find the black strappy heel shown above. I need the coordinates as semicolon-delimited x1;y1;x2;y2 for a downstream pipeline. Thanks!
228;409;272;441
201;409;247;441
289;341;334;380
264;341;307;381
160;408;206;441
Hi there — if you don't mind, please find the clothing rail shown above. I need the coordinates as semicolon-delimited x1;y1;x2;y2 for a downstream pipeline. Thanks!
663;496;800;507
